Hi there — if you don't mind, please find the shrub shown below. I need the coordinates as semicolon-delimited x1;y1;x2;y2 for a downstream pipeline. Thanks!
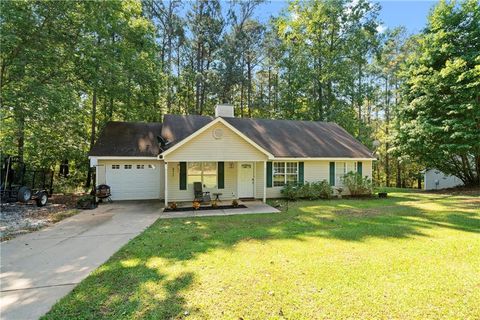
281;180;333;200
314;180;334;199
280;183;301;200
76;195;96;209
232;199;239;207
341;172;372;196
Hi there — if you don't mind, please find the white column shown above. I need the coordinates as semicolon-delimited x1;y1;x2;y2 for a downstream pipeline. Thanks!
164;162;168;206
263;161;267;203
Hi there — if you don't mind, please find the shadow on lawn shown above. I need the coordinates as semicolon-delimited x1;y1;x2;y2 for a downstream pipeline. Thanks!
148;192;479;261
43;192;479;319
44;261;195;319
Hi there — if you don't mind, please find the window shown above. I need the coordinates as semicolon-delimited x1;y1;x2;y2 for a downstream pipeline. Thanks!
335;162;346;186
148;164;155;169
187;162;217;188
273;162;298;187
124;164;132;169
137;164;145;169
112;164;120;169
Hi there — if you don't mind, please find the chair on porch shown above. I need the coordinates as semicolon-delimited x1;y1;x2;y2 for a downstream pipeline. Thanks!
193;182;211;204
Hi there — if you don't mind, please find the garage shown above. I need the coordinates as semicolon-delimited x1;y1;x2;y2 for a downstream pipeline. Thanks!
97;160;164;200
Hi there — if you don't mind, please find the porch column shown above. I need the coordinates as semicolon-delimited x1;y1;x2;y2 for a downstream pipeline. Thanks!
263;160;267;203
164;162;168;206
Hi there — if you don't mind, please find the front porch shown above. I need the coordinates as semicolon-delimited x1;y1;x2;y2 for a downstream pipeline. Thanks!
163;161;267;206
160;200;280;219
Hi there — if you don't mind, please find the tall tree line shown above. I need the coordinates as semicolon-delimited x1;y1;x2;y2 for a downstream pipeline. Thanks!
1;0;478;188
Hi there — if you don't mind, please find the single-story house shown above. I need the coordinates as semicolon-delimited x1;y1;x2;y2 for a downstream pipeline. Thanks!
89;104;375;204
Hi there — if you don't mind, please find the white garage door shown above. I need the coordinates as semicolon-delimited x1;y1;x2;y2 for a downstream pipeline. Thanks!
105;161;162;200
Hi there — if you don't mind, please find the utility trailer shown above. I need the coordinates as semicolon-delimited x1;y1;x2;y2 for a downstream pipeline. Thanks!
0;156;54;206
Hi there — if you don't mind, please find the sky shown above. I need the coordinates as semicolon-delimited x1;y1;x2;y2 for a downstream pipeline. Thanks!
255;0;438;34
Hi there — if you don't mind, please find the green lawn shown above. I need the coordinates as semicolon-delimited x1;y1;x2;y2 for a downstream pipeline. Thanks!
44;190;480;320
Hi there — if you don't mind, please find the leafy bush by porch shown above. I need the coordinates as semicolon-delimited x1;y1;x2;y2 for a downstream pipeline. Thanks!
341;172;373;196
281;180;333;200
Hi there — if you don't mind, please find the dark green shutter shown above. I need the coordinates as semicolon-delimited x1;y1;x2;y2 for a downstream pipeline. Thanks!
329;162;335;186
266;162;272;188
357;161;363;176
179;162;187;190
218;162;224;189
298;162;304;184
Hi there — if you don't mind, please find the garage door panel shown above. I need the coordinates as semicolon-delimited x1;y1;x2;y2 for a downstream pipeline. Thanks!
105;162;161;200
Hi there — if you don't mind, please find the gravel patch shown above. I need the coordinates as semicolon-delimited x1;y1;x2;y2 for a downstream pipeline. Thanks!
1;194;82;241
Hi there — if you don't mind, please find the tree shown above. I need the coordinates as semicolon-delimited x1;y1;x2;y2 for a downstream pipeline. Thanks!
395;0;480;186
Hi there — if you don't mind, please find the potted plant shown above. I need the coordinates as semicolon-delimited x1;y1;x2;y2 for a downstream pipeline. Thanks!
378;191;388;198
232;199;239;208
169;202;177;210
192;201;201;210
336;187;343;199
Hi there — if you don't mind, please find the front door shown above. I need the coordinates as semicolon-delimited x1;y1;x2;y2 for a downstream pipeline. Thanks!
238;162;254;198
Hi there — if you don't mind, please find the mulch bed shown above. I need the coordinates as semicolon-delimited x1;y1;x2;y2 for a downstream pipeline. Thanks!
164;204;247;212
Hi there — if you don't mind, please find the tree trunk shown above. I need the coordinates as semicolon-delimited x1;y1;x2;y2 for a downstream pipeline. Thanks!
195;41;201;115
16;107;25;162
86;88;97;188
268;66;271;110
358;62;363;137
240;80;244;118
247;58;252;118
385;76;390;187
396;161;401;188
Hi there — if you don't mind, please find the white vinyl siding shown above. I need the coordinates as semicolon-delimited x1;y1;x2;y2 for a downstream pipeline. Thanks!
163;123;268;162
335;162;346;186
267;160;373;198
255;162;265;199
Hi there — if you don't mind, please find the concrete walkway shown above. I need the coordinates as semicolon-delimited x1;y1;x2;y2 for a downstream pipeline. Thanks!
0;201;162;320
160;200;280;218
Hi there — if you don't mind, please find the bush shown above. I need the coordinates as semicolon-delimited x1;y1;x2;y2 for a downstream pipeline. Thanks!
313;180;334;199
341;172;372;196
76;195;96;209
281;180;333;201
280;183;301;200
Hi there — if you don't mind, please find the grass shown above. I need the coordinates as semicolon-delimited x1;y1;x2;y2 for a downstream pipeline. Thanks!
43;190;480;320
49;209;79;223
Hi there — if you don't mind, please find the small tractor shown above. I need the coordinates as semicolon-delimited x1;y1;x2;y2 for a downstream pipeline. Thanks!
0;155;54;206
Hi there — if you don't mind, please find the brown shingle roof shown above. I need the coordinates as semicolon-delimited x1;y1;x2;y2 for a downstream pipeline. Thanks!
90;116;373;158
224;117;373;158
161;115;373;158
89;121;162;157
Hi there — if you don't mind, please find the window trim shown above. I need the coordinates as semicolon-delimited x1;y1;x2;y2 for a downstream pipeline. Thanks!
187;162;218;189
273;161;298;187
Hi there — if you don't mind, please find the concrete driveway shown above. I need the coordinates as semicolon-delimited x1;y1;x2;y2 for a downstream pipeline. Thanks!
0;201;163;320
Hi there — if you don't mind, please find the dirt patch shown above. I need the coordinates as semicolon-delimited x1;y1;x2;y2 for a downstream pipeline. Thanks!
0;193;84;241
424;186;480;196
334;206;399;216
